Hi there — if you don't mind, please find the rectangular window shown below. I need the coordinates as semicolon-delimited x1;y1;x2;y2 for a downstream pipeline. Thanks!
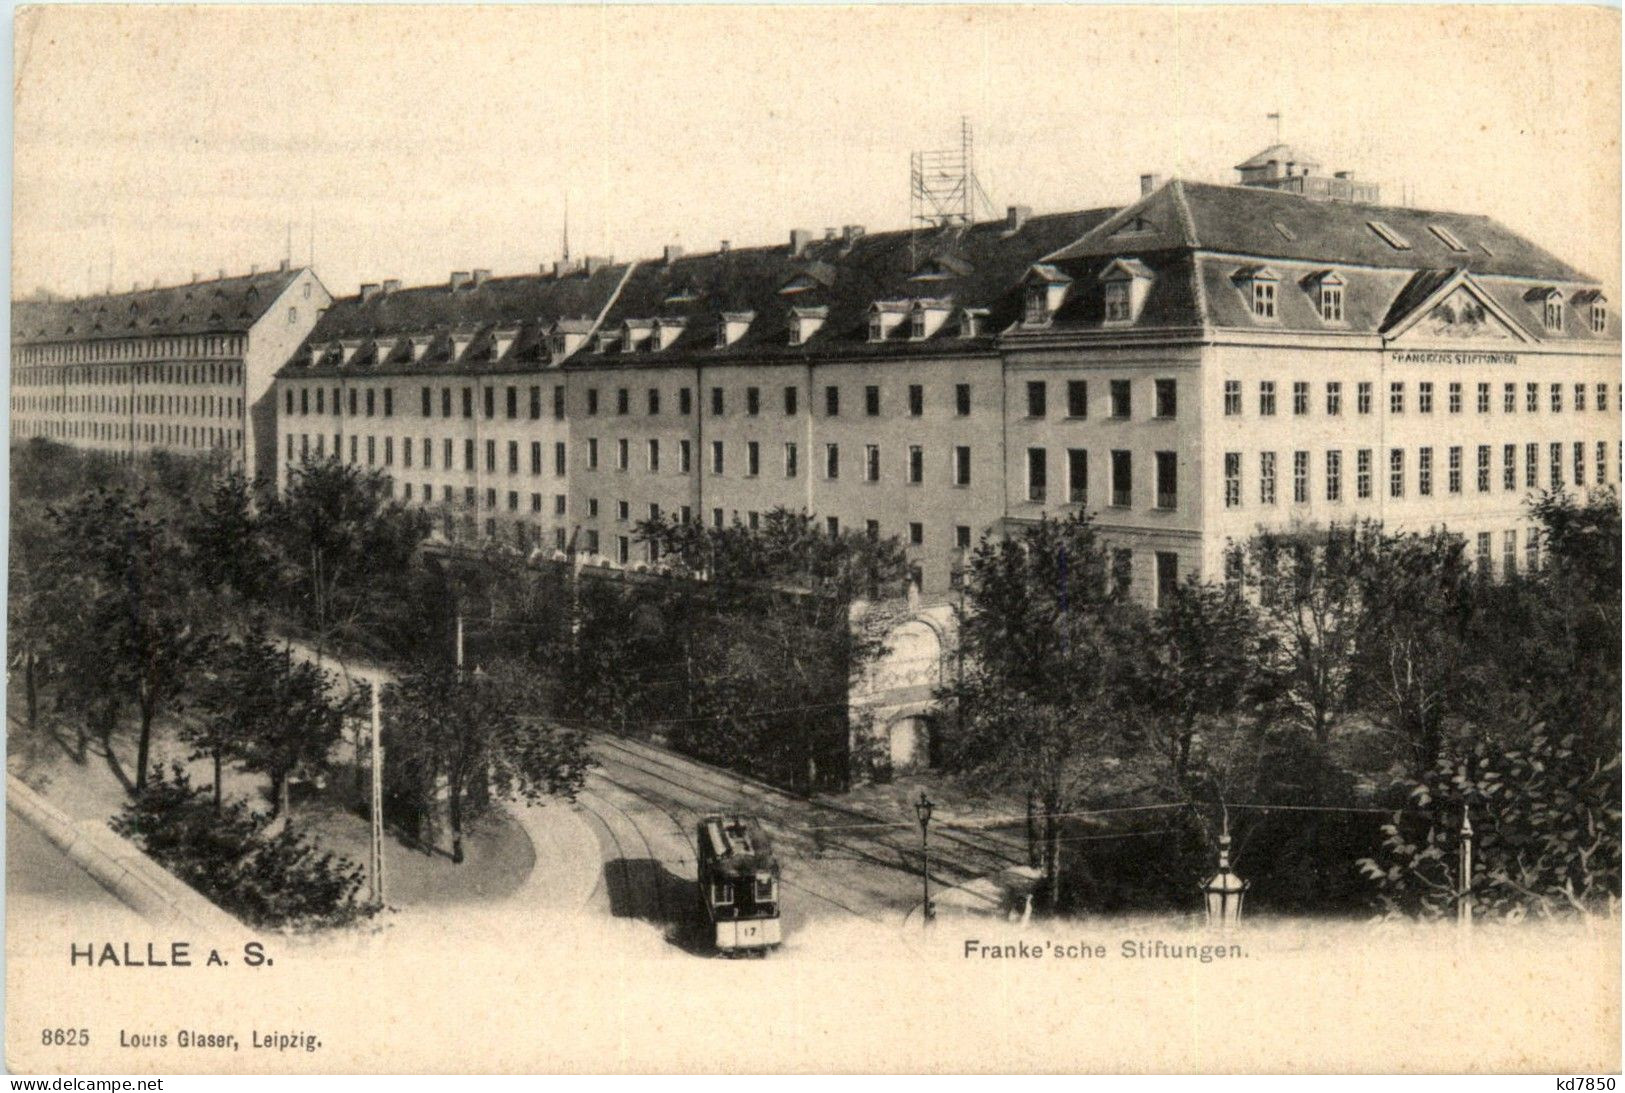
825;443;839;480
955;384;972;416
1598;383;1609;412
1526;442;1538;489
1574;441;1586;486
1111;450;1132;507
421;387;433;416
645;388;661;416
1551;383;1563;413
679;440;692;475
710;387;723;416
712;440;725;475
1026;381;1046;418
1389;448;1405;498
382;388;395;417
1550;442;1563;490
507;440;519;474
464;438;475;471
1326;450;1343;502
648;439;661;473
1504;444;1517;491
1223;380;1240;417
461;388;472;418
679;388;692;415
1326;382;1342;416
1419;381;1433;414
1156;451;1178;509
1599;441;1609;484
1069;449;1089;504
1027;448;1047;502
1111;550;1133;598
502;386;516;420
1156;552;1180;607
826;516;840;538
1472;445;1488;492
1449;446;1463;494
1475;532;1492;575
1357;382;1372;415
485;439;497;473
748;441;760;478
1476;383;1489;414
480;387;493;419
866;385;881;416
1418;446;1433;496
1110;380;1131;419
825;386;840;416
783;386;798;416
1224;452;1241;508
953;446;971;486
1389;382;1405;415
366;435;376;466
1292;450;1309;504
1259;381;1276;416
1504;382;1516;414
744;387;759;417
863;444;881;482
1527;382;1539;413
1293;381;1309;416
587;438;599;470
617;438;629;472
1066;380;1088;418
784;443;799;478
1356;449;1372;499
1260;451;1277;505
908;445;923;484
1155;379;1177;419
1441;381;1458;414
366;388;377;417
1576;383;1587;412
529;441;542;475
908;384;924;417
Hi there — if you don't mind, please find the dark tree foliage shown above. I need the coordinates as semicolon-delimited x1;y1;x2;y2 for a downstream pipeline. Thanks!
112;763;370;930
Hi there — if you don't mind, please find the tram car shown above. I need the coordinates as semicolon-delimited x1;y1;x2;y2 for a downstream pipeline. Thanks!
695;813;782;955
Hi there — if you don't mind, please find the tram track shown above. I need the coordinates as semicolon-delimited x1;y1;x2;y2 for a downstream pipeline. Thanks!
589;732;1028;888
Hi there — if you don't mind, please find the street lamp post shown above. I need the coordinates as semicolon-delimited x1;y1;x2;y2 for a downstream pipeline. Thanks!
1202;811;1247;931
915;792;936;926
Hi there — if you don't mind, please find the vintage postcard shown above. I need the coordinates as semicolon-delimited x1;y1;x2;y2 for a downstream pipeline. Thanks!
6;2;1620;1075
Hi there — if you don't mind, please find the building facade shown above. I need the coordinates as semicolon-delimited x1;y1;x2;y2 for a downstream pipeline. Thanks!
269;146;1619;610
12;263;328;481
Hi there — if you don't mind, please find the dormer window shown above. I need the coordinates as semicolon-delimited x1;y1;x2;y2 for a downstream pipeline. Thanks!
789;306;826;346
1543;292;1565;332
716;312;754;349
1310;271;1346;323
957;309;987;339
1021;264;1072;327
652;319;686;351
867;301;910;342
1591;299;1609;334
908;300;951;341
1096;258;1152;326
1235;266;1279;321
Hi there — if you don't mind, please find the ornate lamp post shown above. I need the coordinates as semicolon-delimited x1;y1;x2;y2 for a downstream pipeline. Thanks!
915;792;936;926
1202;813;1247;930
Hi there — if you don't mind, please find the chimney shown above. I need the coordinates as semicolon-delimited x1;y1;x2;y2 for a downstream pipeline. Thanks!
824;227;837;241
191;272;199;284
383;279;402;294
131;282;140;292
1140;173;1165;196
584;255;611;275
360;283;382;303
1334;170;1355;179
719;240;731;254
1005;205;1032;234
789;229;814;256
250;263;259;274
449;271;471;292
218;269;227;280
842;225;866;246
472;269;491;288
663;244;685;264
279;258;291;273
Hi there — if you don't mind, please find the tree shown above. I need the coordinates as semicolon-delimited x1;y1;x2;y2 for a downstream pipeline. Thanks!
263;457;431;659
185;468;274;609
49;486;208;792
1242;524;1364;749
940;513;1151;909
112;763;371;929
388;661;592;863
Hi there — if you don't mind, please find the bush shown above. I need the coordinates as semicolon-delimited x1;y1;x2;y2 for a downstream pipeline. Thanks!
1359;731;1622;920
111;764;372;930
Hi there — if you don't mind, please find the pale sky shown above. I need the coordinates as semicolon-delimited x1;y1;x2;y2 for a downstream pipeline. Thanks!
13;5;1621;300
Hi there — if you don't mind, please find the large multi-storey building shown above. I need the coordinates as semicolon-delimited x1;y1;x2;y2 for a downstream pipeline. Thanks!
12;262;327;480
269;145;1619;607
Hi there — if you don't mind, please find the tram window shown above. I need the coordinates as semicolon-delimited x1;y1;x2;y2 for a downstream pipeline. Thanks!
753;877;775;902
711;882;734;906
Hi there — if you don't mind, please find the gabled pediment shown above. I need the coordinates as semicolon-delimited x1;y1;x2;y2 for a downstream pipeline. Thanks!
1384;271;1533;344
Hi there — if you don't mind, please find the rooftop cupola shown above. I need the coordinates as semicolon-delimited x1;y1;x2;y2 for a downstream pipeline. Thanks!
1234;143;1380;203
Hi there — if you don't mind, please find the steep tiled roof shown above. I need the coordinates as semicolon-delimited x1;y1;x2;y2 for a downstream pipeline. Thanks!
285;265;632;376
577;208;1115;367
13;267;305;345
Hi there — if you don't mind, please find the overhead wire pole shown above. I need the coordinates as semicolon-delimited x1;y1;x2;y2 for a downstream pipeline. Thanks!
369;682;386;908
